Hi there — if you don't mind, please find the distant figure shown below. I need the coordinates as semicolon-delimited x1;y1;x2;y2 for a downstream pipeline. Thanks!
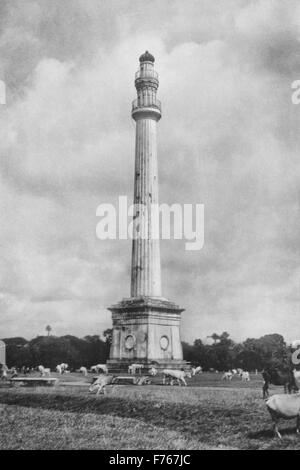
80;366;88;376
0;364;8;381
10;367;18;378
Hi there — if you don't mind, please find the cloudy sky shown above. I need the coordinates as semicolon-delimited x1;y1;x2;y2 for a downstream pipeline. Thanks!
0;0;299;343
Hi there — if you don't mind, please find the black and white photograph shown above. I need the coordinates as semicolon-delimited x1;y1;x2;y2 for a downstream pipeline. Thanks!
0;0;300;453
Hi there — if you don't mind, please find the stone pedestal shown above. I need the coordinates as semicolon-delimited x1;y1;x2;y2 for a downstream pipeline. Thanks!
107;297;187;372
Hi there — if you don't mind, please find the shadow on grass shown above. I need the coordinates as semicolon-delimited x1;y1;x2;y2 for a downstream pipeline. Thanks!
248;426;298;439
0;390;251;444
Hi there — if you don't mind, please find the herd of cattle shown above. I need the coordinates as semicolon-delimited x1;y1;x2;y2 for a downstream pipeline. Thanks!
1;362;300;437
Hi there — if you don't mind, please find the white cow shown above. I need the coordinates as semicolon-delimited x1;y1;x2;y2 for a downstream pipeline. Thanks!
56;365;62;374
129;363;144;375
149;367;157;376
163;369;191;387
80;366;88;376
266;394;300;438
222;371;233;381
191;366;202;376
232;369;237;375
89;375;115;395
241;371;250;382
38;365;51;377
91;364;108;374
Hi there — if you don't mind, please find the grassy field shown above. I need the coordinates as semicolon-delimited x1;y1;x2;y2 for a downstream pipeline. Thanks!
0;372;299;450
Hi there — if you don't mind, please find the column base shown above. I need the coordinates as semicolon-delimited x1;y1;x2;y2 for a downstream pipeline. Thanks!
107;296;186;369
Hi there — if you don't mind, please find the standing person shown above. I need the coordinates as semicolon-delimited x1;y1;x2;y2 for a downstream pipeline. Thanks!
10;366;18;378
0;364;8;381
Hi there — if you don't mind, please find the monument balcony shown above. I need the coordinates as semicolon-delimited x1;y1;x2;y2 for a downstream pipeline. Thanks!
135;69;158;80
132;97;161;114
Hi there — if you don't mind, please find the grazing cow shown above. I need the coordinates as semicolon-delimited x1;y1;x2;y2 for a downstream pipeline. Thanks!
79;366;88;376
89;375;115;395
241;371;250;382
38;365;51;377
128;363;144;375
60;363;69;374
266;394;300;438
91;364;108;374
191;366;202;376
262;368;297;399
136;376;152;385
149;367;157;376
133;363;144;375
56;363;68;374
162;369;191;387
222;371;233;381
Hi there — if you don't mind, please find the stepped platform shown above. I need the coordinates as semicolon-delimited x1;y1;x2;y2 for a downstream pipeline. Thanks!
107;359;190;374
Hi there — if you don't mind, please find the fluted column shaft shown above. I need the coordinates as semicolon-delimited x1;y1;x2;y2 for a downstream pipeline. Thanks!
130;114;161;297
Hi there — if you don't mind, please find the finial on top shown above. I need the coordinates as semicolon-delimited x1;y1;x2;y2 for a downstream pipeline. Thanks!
139;51;155;63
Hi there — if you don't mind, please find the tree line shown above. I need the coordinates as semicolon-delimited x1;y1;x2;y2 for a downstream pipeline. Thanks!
1;330;292;371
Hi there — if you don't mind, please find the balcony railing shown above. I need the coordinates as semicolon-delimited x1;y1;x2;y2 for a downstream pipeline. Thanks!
135;69;158;80
132;97;161;113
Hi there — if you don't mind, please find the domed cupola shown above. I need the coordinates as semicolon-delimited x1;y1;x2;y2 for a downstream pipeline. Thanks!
139;50;155;63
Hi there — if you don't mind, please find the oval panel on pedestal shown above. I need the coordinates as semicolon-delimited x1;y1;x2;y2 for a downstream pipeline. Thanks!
160;335;169;351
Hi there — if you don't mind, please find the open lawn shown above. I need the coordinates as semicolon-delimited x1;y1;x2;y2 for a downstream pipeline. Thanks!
0;372;299;450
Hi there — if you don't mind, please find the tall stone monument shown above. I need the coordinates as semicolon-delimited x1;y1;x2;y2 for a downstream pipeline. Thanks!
107;52;186;372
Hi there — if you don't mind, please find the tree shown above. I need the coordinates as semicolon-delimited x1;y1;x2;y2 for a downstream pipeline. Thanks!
207;333;220;344
103;329;112;347
3;337;30;368
45;325;52;337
